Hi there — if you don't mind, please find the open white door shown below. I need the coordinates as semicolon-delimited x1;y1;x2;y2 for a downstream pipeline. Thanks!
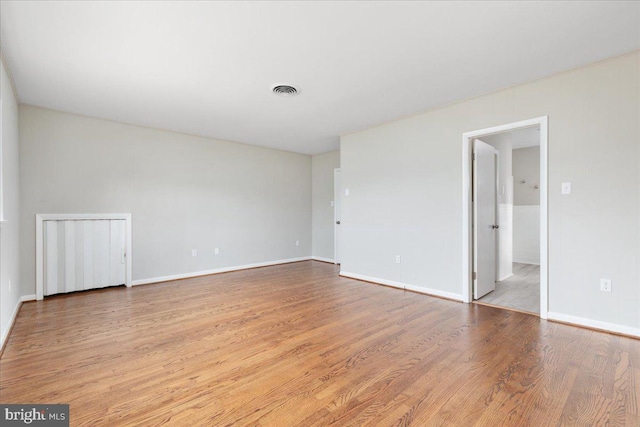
334;168;342;264
473;139;498;299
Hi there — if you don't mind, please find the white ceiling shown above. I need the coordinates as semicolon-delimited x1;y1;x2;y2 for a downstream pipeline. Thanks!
1;1;639;155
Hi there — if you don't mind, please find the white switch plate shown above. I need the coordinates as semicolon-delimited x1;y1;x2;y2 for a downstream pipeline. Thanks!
600;279;611;292
561;182;571;194
396;255;401;264
345;188;350;196
192;249;197;257
214;248;219;255
330;201;334;207
296;240;300;246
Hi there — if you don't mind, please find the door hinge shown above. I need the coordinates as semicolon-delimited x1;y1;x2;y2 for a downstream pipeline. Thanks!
473;272;477;280
473;153;476;161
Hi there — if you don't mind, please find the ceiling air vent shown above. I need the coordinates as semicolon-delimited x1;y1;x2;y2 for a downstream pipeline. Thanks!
271;84;299;96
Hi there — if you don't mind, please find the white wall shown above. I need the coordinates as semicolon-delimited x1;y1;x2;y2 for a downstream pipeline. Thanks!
340;51;640;331
19;106;312;292
513;146;540;264
513;205;540;264
1;57;21;348
513;146;540;205
311;150;340;261
497;203;513;280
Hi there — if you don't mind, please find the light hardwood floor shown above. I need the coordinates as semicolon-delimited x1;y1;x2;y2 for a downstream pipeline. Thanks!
1;261;638;426
478;263;540;314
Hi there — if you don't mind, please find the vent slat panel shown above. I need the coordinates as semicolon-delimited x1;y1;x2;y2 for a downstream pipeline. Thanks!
272;84;298;96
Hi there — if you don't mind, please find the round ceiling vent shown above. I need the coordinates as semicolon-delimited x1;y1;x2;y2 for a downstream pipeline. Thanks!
271;84;299;96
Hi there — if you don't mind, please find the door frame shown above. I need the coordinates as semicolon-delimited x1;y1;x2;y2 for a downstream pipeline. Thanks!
35;213;133;300
461;116;548;318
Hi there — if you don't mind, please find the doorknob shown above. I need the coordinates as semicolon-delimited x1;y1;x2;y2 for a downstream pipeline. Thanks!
336;221;341;225
490;224;500;229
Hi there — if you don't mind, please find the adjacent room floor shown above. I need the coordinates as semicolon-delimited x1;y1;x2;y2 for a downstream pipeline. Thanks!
478;262;540;314
1;261;637;426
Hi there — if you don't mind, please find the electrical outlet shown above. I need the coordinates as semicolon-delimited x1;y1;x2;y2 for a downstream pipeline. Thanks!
192;249;197;257
296;240;300;247
600;279;611;292
214;248;219;255
396;255;401;264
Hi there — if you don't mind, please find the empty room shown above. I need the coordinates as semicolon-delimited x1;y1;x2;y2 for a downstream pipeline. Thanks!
1;1;640;426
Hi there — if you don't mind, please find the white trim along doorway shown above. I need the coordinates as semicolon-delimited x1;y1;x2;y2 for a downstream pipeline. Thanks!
461;116;548;318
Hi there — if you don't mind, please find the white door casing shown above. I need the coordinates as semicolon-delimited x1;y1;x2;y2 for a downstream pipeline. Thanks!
461;116;548;319
473;139;498;299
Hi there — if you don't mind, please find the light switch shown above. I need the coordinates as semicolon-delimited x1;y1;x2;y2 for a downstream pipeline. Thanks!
561;182;571;194
345;189;350;196
330;201;334;207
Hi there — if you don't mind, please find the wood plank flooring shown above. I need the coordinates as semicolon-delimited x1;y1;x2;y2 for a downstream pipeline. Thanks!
1;261;639;426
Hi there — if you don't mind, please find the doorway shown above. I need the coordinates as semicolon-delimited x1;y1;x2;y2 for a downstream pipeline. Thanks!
462;117;548;318
35;213;133;300
477;128;542;313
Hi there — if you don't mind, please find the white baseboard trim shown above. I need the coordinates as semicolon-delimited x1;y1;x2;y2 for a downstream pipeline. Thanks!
131;257;312;286
1;294;38;352
1;293;38;352
547;312;640;338
341;271;405;289
513;259;540;265
1;299;21;351
339;271;463;302
498;273;514;281
311;256;335;264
